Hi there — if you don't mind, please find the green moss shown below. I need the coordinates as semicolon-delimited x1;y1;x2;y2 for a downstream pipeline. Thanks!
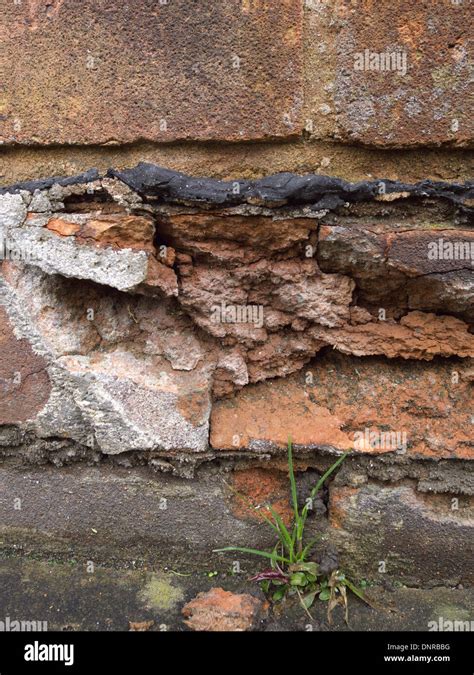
138;573;184;611
433;605;471;622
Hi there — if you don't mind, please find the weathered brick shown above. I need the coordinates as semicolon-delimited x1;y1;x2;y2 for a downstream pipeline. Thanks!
1;0;303;145
318;224;474;324
0;303;51;424
229;468;293;526
211;352;474;459
332;0;473;146
211;378;352;452
182;587;267;631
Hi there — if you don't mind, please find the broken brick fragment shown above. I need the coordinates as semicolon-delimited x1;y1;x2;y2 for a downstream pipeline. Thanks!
229;468;293;527
182;588;267;632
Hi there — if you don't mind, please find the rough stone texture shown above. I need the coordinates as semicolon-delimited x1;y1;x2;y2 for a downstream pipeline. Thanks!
333;0;474;147
319;224;474;324
0;193;27;228
0;185;178;296
182;587;266;631
2;1;472;150
1;263;212;454
211;352;474;459
4;226;175;295
310;312;474;360
0;0;473;630
1;0;303;144
329;481;474;586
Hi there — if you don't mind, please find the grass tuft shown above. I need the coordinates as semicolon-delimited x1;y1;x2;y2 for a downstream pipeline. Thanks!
214;438;372;622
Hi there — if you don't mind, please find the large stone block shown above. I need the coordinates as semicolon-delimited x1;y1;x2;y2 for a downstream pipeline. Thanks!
329;482;474;585
0;463;280;565
1;0;303;145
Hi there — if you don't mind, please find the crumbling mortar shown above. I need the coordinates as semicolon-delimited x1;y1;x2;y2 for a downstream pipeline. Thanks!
1;436;472;493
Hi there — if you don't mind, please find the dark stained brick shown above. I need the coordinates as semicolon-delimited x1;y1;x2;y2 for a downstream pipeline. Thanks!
1;0;303;145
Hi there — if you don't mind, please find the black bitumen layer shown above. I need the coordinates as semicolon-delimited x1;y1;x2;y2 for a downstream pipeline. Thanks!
2;163;473;213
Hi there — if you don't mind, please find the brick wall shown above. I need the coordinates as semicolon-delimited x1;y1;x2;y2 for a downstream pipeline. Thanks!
0;0;473;592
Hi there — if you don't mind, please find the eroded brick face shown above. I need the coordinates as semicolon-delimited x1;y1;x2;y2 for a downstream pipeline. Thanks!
1;0;303;144
333;0;473;146
0;303;51;424
229;468;293;526
0;0;473;624
182;587;267;632
211;353;474;460
1;172;473;458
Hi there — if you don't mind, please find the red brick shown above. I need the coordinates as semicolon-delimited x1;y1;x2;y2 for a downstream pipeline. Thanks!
0;304;51;424
211;352;474;459
182;587;266;631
